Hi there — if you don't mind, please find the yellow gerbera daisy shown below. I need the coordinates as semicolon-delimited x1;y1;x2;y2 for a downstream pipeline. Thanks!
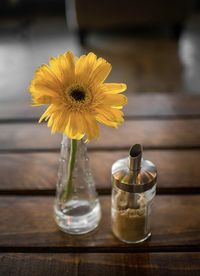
29;51;127;141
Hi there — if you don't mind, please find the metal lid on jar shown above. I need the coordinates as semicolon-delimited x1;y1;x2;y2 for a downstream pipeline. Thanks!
112;144;157;193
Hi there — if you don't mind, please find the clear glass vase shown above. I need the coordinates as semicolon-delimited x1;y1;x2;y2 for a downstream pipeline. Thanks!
54;135;101;235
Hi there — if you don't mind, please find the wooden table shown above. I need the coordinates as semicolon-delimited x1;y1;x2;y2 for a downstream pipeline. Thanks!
0;93;200;275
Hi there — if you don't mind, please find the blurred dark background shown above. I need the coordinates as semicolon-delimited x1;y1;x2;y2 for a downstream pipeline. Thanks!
1;0;200;105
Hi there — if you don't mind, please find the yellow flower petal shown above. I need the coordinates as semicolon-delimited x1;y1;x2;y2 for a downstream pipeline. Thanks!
101;83;127;94
94;57;106;69
96;107;124;128
75;54;86;74
76;52;97;80
84;114;100;142
29;81;60;106
29;64;63;106
89;60;112;85
50;109;71;134
47;114;54;128
39;104;59;123
33;64;61;89
96;114;118;128
31;96;52;106
64;112;85;140
103;94;128;108
30;83;58;98
49;51;75;85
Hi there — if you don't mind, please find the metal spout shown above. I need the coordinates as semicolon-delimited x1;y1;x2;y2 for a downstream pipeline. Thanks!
112;143;157;193
129;144;142;173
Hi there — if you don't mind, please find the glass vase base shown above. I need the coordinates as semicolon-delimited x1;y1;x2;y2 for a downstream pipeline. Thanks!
54;199;101;235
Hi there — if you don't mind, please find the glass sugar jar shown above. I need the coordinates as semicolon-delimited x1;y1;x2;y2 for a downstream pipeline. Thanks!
111;144;157;243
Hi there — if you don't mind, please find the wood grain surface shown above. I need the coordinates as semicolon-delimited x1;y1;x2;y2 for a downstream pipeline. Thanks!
0;119;200;151
0;195;199;251
0;252;200;276
0;150;199;194
0;89;199;275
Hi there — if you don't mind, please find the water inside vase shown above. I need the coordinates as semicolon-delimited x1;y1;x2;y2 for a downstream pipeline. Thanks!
54;199;101;234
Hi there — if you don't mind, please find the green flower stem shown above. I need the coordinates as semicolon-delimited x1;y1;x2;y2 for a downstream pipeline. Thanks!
61;139;77;203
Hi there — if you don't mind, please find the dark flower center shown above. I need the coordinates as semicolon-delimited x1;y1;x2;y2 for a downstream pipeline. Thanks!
70;89;86;102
